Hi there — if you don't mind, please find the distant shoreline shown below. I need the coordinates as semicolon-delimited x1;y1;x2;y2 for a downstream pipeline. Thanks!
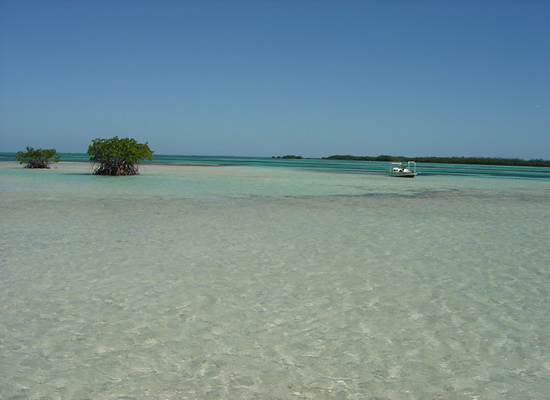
322;155;550;167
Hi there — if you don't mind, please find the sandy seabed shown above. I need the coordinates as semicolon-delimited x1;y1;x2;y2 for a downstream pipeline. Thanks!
1;162;549;399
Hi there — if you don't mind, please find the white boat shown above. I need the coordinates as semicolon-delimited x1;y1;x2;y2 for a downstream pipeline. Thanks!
389;161;418;178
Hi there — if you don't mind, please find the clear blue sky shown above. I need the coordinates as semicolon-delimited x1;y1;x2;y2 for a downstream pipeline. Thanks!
1;0;549;159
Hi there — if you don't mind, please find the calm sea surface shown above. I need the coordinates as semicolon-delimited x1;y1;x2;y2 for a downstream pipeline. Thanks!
1;157;549;399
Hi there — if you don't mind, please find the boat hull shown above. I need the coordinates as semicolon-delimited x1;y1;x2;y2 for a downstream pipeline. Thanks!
389;172;417;178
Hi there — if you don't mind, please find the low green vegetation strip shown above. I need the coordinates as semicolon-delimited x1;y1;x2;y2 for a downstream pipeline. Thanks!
324;155;550;167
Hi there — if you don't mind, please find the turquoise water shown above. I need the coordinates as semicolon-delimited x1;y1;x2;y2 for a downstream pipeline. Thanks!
1;161;549;399
2;152;549;179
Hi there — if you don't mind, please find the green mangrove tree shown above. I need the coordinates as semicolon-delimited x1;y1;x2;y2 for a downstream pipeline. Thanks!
88;136;153;176
15;147;60;168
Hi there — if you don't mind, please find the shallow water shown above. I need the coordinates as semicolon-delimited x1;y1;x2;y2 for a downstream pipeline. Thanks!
1;162;549;399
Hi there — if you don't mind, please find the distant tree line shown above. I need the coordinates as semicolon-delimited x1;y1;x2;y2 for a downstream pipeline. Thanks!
323;155;550;167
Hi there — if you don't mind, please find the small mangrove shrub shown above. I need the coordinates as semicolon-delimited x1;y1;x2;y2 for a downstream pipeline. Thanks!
88;136;153;176
15;147;60;168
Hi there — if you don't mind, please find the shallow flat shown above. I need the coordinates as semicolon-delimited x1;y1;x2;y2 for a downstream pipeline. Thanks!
1;162;549;399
